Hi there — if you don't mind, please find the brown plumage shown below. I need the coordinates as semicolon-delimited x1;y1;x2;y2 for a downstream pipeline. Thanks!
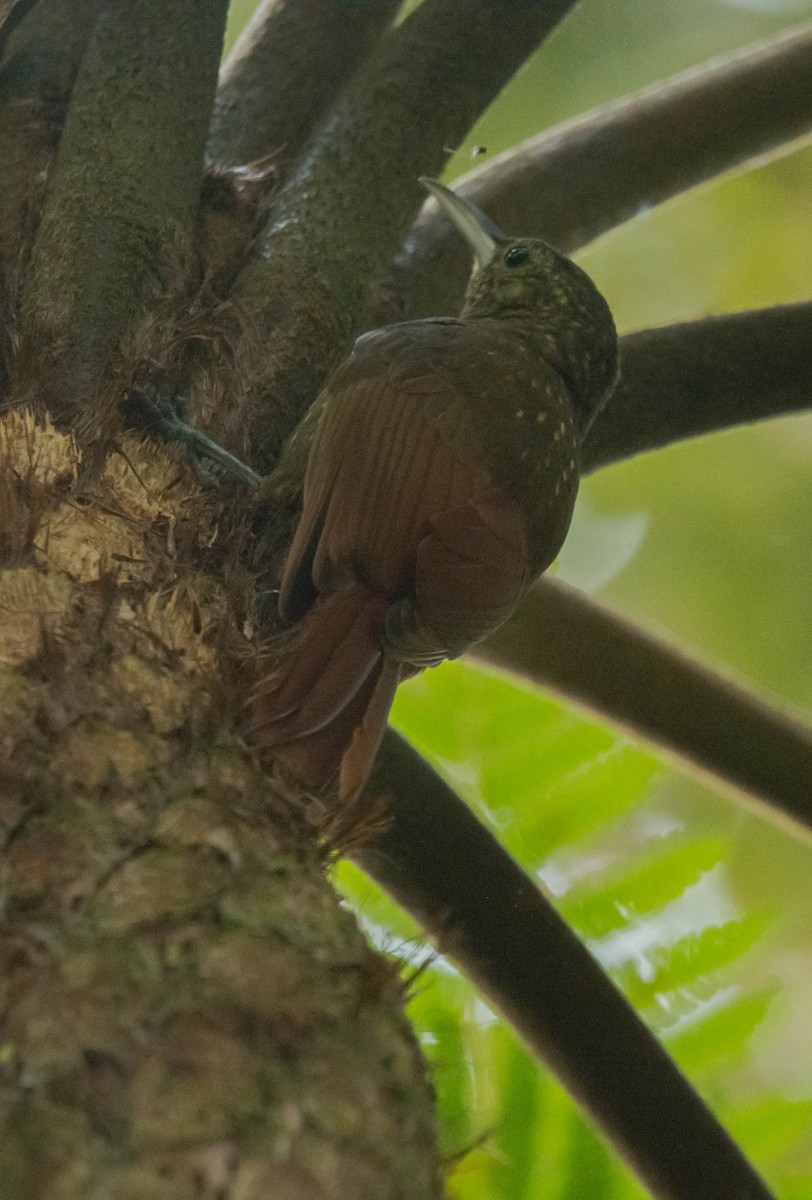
251;180;618;803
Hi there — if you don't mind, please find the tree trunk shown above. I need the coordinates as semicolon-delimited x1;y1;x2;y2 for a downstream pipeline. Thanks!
0;4;441;1196
0;417;440;1200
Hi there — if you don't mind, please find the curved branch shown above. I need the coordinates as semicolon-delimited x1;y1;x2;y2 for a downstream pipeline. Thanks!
472;577;812;841
16;0;228;418
381;21;812;322
355;731;778;1200
0;0;101;290
208;0;400;171
583;303;812;472
226;0;579;471
472;307;812;837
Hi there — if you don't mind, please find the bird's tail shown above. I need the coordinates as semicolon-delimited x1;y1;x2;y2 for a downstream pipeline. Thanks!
250;582;400;802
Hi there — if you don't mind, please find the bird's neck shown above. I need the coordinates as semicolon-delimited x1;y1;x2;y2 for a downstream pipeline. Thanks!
461;308;615;440
464;310;581;411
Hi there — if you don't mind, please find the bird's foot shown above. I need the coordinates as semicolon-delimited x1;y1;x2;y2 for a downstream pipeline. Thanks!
123;360;262;488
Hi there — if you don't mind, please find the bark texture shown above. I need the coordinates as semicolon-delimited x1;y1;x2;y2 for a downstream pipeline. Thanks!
0;412;440;1200
0;0;103;386
17;0;227;420
209;0;401;171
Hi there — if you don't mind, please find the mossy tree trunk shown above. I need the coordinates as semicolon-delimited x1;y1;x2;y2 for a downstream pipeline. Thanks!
0;410;439;1200
0;3;443;1196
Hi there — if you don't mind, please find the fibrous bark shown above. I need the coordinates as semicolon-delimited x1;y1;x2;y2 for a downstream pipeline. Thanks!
0;411;440;1200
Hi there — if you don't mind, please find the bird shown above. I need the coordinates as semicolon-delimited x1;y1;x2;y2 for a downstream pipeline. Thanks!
250;178;619;805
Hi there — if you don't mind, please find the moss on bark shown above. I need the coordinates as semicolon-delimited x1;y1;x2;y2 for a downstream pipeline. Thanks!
0;412;440;1200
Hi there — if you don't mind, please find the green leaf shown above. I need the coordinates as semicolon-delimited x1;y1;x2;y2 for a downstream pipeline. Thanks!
488;1035;544;1200
613;914;771;1015
560;836;728;940
393;660;661;863
726;1096;812;1167
665;986;778;1076
409;981;474;1158
558;1116;636;1200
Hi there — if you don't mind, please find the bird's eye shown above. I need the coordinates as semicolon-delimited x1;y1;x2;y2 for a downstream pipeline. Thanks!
504;246;530;268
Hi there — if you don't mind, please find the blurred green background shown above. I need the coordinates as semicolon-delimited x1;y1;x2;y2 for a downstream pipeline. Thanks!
227;2;812;1195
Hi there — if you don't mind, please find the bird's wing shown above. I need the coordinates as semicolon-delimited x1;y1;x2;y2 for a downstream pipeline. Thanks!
279;334;498;623
384;487;529;664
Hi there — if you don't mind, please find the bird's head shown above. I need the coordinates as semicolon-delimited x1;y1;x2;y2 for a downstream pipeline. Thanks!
420;177;619;435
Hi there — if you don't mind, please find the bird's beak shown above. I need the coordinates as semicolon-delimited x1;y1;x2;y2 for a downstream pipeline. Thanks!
419;177;506;270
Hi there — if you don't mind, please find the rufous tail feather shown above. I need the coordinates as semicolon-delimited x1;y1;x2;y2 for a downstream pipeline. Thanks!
250;583;398;800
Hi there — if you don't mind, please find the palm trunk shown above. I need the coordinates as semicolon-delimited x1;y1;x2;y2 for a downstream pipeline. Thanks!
0;411;440;1198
